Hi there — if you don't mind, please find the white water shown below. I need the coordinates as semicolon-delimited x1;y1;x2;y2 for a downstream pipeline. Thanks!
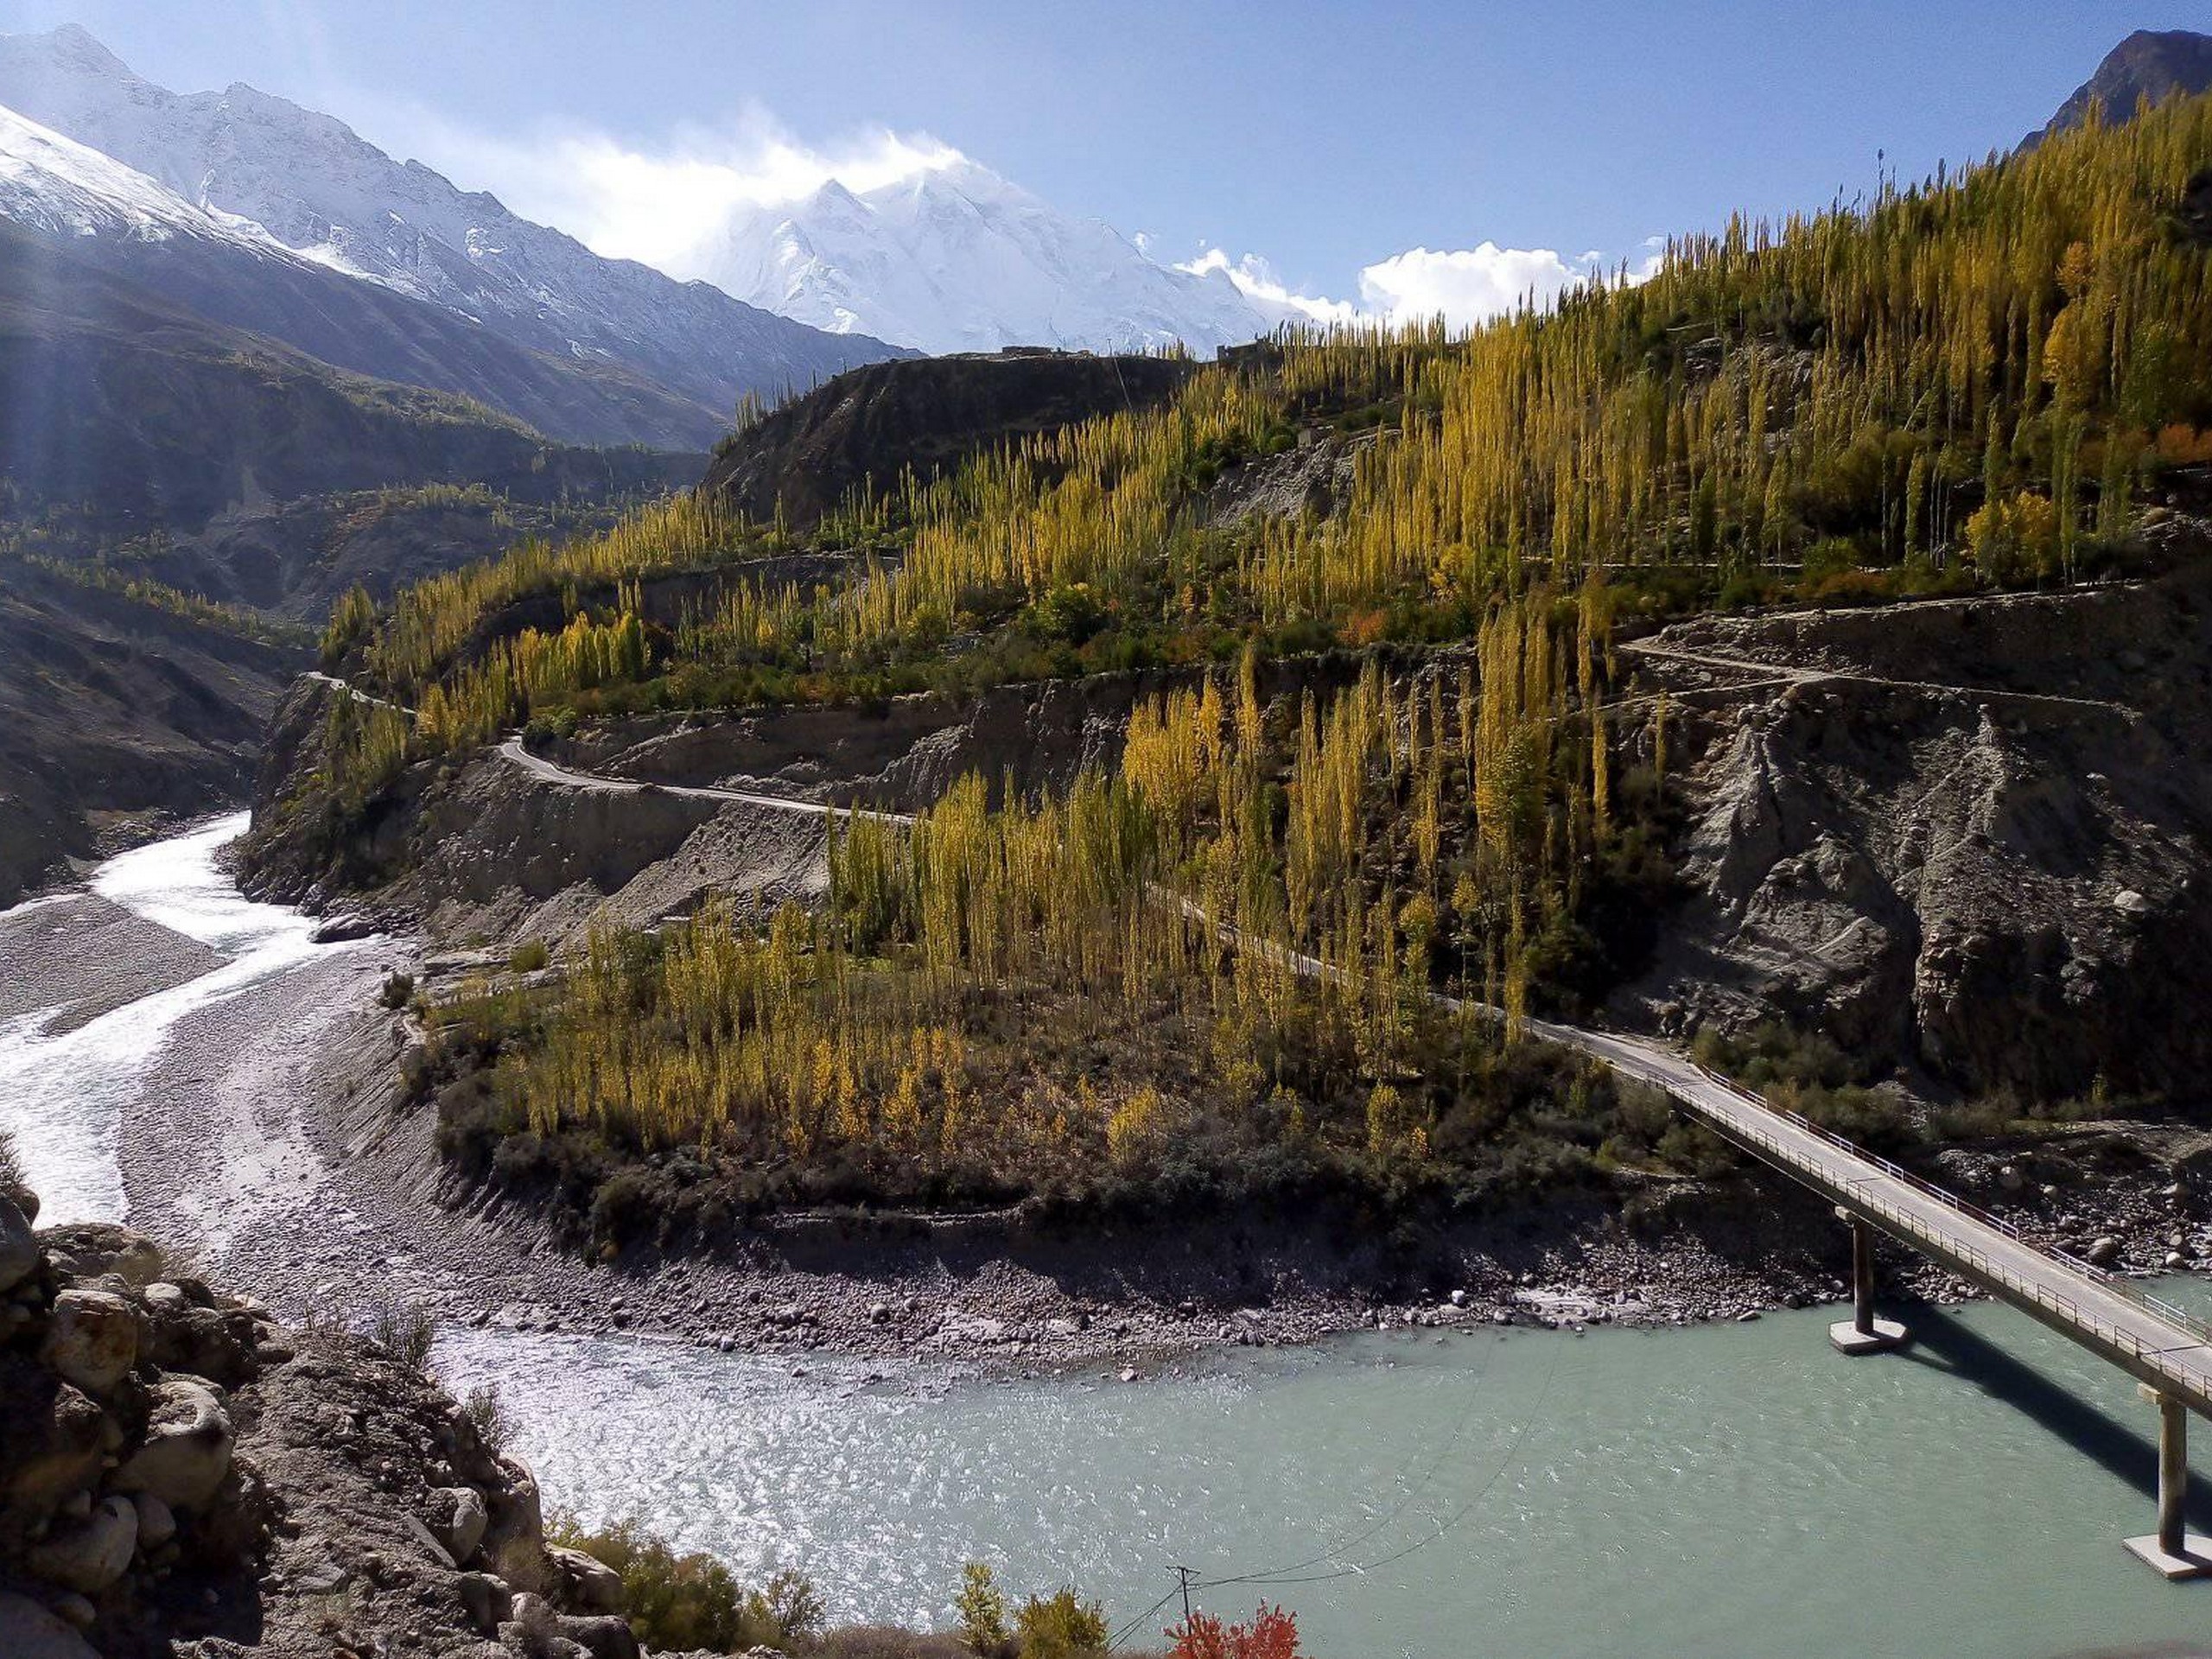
0;813;332;1223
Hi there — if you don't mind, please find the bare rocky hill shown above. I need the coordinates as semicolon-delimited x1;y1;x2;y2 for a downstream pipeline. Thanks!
700;349;1196;530
2026;28;2212;149
1611;550;2212;1103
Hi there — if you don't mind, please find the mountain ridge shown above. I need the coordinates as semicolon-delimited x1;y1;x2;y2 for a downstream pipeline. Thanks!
2026;27;2212;148
0;24;911;447
700;347;1198;528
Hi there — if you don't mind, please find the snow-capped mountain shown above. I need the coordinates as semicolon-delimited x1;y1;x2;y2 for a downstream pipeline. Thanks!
0;95;740;448
704;158;1272;356
0;24;905;448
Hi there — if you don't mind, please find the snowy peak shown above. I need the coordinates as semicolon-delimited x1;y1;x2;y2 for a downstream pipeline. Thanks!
0;22;1255;385
0;35;550;293
19;21;131;81
703;156;1270;356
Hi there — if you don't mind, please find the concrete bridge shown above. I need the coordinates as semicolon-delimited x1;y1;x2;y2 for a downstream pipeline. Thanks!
488;733;2212;1578
1541;1018;2212;1579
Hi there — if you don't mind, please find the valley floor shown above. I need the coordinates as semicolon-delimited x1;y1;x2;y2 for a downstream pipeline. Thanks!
9;842;2191;1380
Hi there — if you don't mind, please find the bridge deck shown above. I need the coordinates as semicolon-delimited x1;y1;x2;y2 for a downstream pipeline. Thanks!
1541;1020;2212;1418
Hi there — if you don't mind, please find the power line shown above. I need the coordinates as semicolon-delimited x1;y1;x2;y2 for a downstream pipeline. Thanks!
1107;1586;1186;1651
1112;1334;1565;1645
1199;1337;1563;1594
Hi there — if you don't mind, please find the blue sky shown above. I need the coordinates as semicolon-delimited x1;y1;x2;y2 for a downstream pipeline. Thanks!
0;0;2201;309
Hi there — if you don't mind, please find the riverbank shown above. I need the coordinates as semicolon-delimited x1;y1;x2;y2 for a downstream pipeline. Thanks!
2;822;2192;1382
92;879;1840;1369
106;900;2200;1380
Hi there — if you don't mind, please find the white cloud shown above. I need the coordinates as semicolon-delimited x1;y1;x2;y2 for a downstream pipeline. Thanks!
361;99;963;279
1177;248;1362;327
1357;243;1600;323
1183;236;1667;334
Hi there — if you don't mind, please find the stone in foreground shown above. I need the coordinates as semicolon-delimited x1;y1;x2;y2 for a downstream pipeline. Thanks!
1827;1316;1910;1355
2122;1531;2212;1580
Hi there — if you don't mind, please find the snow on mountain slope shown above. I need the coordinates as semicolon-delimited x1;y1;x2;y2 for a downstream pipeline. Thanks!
705;158;1272;356
0;24;905;441
0;99;283;251
0;98;747;450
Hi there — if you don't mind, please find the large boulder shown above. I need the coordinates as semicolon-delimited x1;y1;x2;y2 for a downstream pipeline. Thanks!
143;1300;260;1389
0;1592;99;1659
39;1289;139;1395
130;1491;176;1551
27;1495;137;1593
426;1485;488;1564
0;1194;35;1294
36;1224;162;1289
547;1543;625;1613
456;1570;513;1635
0;1372;106;1529
560;1611;642;1659
111;1376;233;1510
480;1453;546;1588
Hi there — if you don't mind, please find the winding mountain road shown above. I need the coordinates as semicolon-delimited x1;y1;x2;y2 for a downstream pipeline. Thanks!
1614;637;2143;721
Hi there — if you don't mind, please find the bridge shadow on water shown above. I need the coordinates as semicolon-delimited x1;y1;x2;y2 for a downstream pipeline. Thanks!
1896;1300;2212;1516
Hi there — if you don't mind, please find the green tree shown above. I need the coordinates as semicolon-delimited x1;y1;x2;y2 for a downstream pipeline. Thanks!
1016;1589;1109;1659
957;1561;1009;1654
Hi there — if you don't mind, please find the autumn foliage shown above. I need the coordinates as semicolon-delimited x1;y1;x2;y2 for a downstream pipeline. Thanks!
1169;1605;1303;1659
316;90;2212;819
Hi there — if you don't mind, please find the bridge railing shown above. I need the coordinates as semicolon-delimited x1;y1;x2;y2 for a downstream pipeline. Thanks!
1686;1075;2212;1360
1842;1177;2212;1406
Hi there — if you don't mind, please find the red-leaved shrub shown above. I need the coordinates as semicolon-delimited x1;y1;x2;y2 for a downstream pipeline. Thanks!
1168;1605;1301;1659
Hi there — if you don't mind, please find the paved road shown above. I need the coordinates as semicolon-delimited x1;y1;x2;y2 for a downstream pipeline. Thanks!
494;730;2212;1416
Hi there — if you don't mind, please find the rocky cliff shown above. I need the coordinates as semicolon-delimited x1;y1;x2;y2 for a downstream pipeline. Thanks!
1614;554;2212;1103
0;1163;645;1659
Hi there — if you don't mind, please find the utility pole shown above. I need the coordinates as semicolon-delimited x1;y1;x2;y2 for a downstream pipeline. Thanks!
1171;1565;1196;1630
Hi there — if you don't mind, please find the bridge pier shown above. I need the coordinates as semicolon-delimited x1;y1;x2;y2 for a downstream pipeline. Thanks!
2125;1386;2212;1579
1827;1211;1908;1355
